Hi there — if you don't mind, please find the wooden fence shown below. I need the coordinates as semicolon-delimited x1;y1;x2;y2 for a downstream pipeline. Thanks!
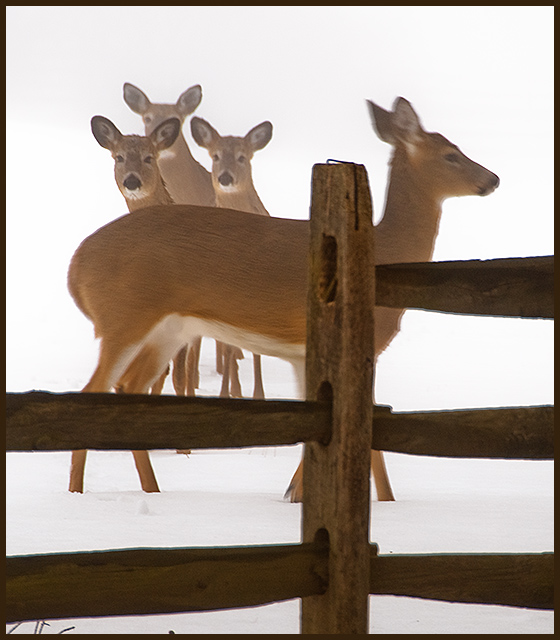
6;163;554;633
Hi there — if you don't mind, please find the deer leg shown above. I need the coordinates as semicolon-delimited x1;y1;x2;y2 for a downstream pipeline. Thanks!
132;450;160;492
69;450;88;493
228;347;244;398
194;339;201;389
283;358;306;502
370;449;395;501
174;343;198;455
121;344;191;492
112;343;169;493
172;346;187;396
185;344;196;397
370;381;395;501
285;452;394;503
187;337;202;394
252;353;265;400
219;345;232;398
284;459;303;503
70;339;138;492
216;340;225;375
150;363;169;395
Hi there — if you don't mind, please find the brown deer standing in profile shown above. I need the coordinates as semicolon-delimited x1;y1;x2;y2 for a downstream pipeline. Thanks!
284;97;499;502
68;97;498;498
123;83;256;399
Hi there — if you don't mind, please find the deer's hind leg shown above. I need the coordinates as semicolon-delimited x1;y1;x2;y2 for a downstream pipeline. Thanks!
118;341;187;493
370;449;395;501
70;339;141;493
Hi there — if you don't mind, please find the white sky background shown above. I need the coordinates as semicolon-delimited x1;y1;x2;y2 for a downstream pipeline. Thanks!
6;6;553;410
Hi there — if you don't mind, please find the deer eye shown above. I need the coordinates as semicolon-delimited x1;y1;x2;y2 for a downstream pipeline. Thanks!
213;154;220;162
237;155;246;163
444;152;461;164
144;116;152;125
144;155;153;164
115;155;124;163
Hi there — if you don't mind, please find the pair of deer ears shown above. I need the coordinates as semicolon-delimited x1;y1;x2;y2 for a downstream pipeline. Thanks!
124;82;203;119
191;117;273;153
91;116;181;153
367;97;424;146
101;82;273;153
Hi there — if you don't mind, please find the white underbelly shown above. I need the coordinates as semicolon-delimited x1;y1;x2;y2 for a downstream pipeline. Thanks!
145;313;306;363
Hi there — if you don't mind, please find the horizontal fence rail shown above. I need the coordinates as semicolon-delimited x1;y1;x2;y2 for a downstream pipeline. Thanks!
6;392;331;451
6;392;553;460
6;544;553;623
368;547;553;610
371;404;554;459
6;543;329;622
376;255;553;319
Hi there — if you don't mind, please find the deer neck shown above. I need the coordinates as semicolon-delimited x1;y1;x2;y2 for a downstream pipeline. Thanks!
125;178;174;212
375;150;444;265
157;135;216;207
215;183;270;216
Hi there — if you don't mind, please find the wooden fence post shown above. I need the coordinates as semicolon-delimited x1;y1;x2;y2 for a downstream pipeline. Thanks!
301;162;375;634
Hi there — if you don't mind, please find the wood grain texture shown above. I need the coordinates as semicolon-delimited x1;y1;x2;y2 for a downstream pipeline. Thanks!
371;404;554;459
7;542;328;622
7;393;552;460
301;162;375;634
6;391;330;451
370;547;554;609
376;255;553;318
8;545;551;623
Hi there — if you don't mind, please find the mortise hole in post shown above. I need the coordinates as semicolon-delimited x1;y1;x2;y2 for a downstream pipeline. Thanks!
319;234;337;303
312;527;330;594
317;380;333;404
314;526;330;549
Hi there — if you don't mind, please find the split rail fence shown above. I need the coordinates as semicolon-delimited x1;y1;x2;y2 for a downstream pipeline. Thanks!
6;163;554;633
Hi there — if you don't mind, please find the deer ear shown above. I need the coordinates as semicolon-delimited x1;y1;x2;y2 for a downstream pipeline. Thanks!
246;121;273;151
176;85;203;117
151;118;181;151
91;116;122;150
366;100;396;145
123;83;151;115
191;117;218;149
391;97;423;144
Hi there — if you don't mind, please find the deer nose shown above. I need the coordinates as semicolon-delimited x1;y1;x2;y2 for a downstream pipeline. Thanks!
479;173;500;196
218;172;234;187
123;175;142;191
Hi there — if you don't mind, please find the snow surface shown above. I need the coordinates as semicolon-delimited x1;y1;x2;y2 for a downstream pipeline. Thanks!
6;340;553;634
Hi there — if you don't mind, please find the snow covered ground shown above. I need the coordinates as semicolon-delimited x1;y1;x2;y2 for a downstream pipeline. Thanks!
6;340;553;634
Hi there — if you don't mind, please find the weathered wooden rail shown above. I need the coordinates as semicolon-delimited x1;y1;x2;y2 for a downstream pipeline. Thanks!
6;163;553;632
7;544;552;622
6;394;553;460
376;255;553;318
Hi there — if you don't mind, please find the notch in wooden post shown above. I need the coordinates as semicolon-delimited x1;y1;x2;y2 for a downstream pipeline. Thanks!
319;234;338;303
301;162;375;634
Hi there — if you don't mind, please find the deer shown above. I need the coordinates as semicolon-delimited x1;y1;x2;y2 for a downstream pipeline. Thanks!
123;83;213;398
190;116;274;400
284;97;499;501
90;114;185;397
122;83;215;207
123;83;251;400
67;97;499;498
